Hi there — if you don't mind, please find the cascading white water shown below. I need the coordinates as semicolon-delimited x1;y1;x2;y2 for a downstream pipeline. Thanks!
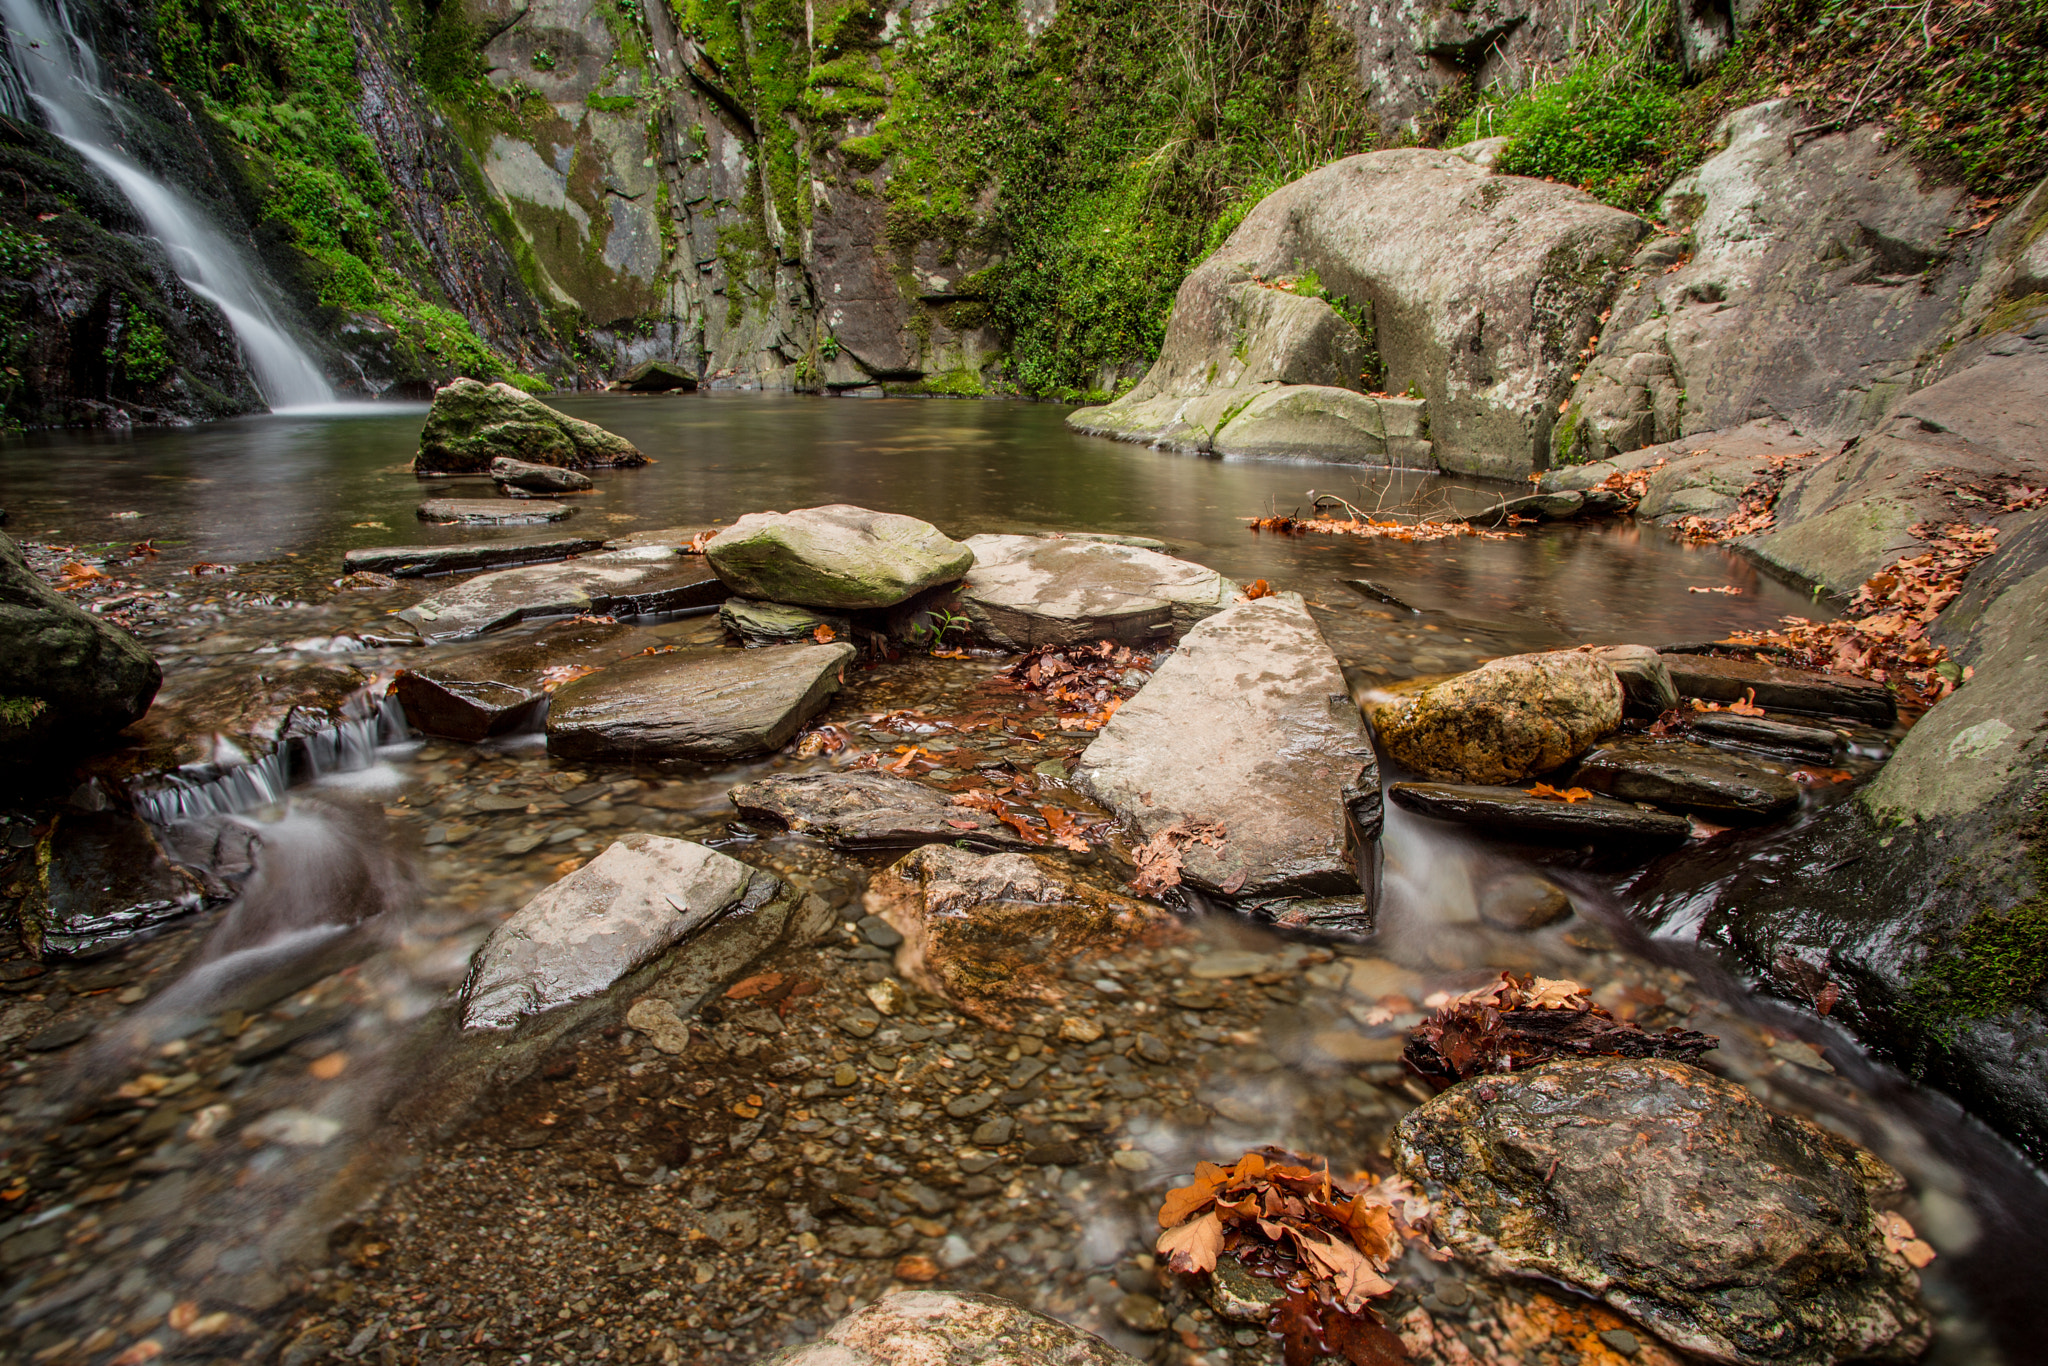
0;0;334;407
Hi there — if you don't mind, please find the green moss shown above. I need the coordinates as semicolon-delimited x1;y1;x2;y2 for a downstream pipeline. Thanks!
0;694;47;729
1906;890;2048;1035
902;367;987;396
1979;291;2048;339
1552;404;1585;466
586;93;640;112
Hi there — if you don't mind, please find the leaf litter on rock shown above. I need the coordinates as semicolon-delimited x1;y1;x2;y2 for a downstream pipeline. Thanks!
1403;972;1719;1090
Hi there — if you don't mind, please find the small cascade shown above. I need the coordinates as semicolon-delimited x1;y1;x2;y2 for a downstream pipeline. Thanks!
0;0;334;407
132;688;409;826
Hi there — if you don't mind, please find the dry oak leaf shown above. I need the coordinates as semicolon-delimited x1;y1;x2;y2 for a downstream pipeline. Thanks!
1524;784;1594;803
1156;1209;1224;1274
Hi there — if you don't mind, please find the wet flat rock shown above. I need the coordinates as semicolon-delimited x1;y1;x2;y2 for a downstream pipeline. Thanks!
396;546;728;641
1572;736;1800;822
1662;652;1896;724
390;619;635;741
22;809;209;958
729;772;1036;851
1390;782;1692;847
417;498;573;525
867;845;1186;1026
461;833;789;1029
1077;595;1380;903
719;598;851;645
1395;1058;1932;1366
1687;711;1847;762
545;642;854;762
955;534;1237;649
491;456;594;494
767;1290;1143;1366
342;535;604;578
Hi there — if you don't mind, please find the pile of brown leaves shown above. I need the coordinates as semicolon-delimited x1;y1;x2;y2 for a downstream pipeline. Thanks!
1672;449;1816;544
1721;521;1999;717
1156;1149;1431;1366
1590;459;1664;504
1247;515;1518;543
1128;820;1227;896
1404;973;1719;1091
998;640;1154;731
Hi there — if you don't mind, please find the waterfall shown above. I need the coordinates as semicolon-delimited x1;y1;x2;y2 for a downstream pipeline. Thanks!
0;0;334;408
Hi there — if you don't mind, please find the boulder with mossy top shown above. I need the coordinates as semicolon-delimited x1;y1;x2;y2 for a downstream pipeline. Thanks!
414;377;647;474
703;505;974;610
0;532;161;766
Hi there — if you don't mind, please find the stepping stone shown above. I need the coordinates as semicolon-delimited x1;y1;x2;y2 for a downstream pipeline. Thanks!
396;546;728;641
1572;737;1801;822
460;834;793;1029
1661;652;1895;724
491;456;594;494
719;598;852;646
704;505;973;609
342;535;604;578
417;498;573;525
953;534;1238;650
1686;711;1846;762
389;619;636;741
1077;595;1380;904
545;642;854;762
1389;782;1692;848
728;772;1037;851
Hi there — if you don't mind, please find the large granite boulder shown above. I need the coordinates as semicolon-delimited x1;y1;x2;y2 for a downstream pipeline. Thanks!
1541;419;1823;524
0;533;160;763
730;772;1037;851
1368;651;1622;785
765;1291;1142;1366
1069;149;1645;476
949;535;1237;650
460;833;799;1029
704;505;973;610
1673;511;2048;1159
395;546;727;641
1208;386;1435;467
1076;596;1380;905
545;642;854;762
414;378;646;474
1395;1058;1931;1366
866;845;1186;1027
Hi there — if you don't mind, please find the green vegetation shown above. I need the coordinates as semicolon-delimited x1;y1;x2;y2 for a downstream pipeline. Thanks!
1905;889;2048;1042
107;301;174;386
0;695;46;730
0;225;51;280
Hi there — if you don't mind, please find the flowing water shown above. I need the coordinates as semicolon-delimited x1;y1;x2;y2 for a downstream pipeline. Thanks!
0;397;2043;1366
0;0;334;408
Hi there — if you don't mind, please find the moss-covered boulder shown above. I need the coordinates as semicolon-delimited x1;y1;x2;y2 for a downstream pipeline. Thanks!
0;533;160;764
704;505;973;610
1369;651;1622;784
414;377;646;474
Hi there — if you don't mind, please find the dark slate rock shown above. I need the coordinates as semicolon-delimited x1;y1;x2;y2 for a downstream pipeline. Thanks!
545;643;854;762
1389;782;1692;848
1572;737;1801;822
342;536;604;578
491;456;595;494
396;547;728;641
417;498;573;525
1;532;161;764
728;772;1036;851
1661;652;1895;724
390;619;635;741
1685;711;1847;762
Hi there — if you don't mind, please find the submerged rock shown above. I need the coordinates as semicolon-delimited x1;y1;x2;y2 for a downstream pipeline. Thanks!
390;619;634;741
396;546;727;641
1662;652;1895;724
1477;872;1574;931
705;505;973;610
1394;1058;1932;1366
417;498;573;525
1572;736;1800;822
729;772;1036;852
18;808;210;957
766;1290;1142;1366
866;845;1186;1027
414;377;646;474
545;642;853;762
342;535;604;578
1390;782;1692;849
461;833;797;1030
719;598;851;646
1077;595;1379;904
1369;651;1623;785
490;456;594;494
951;535;1238;650
1;532;161;764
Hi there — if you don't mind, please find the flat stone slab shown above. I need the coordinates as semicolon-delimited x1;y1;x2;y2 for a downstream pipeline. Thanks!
461;834;788;1030
1687;711;1846;762
1572;737;1800;822
418;498;573;525
729;772;1037;851
955;534;1238;651
390;619;637;741
396;546;728;641
1077;595;1380;903
491;456;593;493
705;505;974;609
719;598;851;646
546;642;854;762
1662;652;1895;724
342;536;605;578
1390;782;1693;848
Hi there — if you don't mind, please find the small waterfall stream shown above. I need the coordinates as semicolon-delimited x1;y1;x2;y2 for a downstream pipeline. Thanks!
0;0;334;407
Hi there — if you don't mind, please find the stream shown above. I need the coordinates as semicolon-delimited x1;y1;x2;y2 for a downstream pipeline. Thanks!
0;394;2043;1366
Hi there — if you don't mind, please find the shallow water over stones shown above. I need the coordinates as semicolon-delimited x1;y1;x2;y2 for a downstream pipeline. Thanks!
0;397;2043;1366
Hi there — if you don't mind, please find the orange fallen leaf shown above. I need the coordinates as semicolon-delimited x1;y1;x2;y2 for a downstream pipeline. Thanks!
1791;767;1854;785
1877;1210;1937;1268
308;1051;348;1080
1242;578;1274;600
1525;784;1594;803
813;623;837;643
726;972;786;1000
538;663;599;691
1687;584;1741;594
893;1254;941;1282
1155;1209;1224;1274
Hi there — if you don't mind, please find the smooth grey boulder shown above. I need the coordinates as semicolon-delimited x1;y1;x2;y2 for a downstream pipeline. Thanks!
950;534;1237;650
704;505;973;610
460;833;792;1030
1542;419;1823;527
1077;596;1380;904
729;772;1037;852
719;598;851;646
1069;149;1645;476
396;545;727;641
417;498;572;525
490;456;595;494
1661;652;1894;724
545;642;853;762
389;619;635;741
1207;385;1435;468
1572;737;1800;823
1395;1058;1931;1366
1390;782;1693;849
0;532;160;762
342;535;603;578
764;1291;1143;1366
414;377;646;474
